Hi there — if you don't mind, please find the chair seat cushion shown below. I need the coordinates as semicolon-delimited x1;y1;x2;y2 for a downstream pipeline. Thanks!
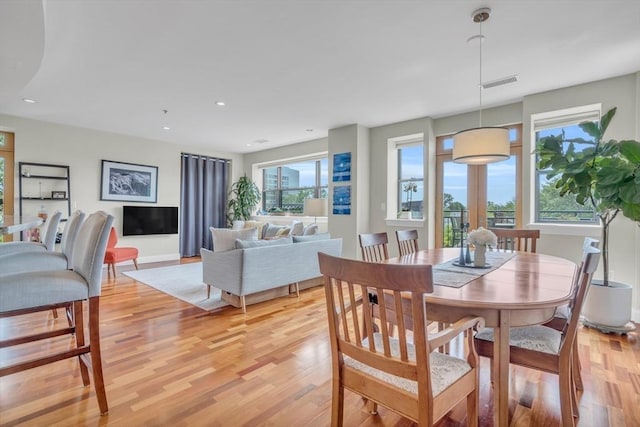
475;325;561;355
344;333;471;396
104;247;138;263
0;270;90;312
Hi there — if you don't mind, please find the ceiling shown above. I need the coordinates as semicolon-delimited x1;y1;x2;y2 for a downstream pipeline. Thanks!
1;1;640;154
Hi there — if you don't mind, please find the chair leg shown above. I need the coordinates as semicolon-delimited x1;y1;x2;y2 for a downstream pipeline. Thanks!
74;300;90;386
559;360;575;427
88;297;109;415
367;399;378;415
133;259;139;270
111;264;117;278
52;308;58;318
331;380;344;427
467;388;479;427
572;340;584;391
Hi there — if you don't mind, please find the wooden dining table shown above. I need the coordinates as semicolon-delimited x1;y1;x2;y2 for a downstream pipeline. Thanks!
384;248;577;427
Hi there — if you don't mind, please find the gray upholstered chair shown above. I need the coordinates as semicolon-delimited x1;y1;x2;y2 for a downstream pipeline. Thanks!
0;210;62;256
0;210;86;274
0;210;114;415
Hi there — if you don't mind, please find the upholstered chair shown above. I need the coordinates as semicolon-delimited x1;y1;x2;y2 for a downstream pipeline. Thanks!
103;227;139;278
0;210;62;256
0;210;86;274
0;210;114;415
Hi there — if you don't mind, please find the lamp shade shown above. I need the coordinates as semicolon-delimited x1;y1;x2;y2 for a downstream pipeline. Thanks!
303;198;327;217
452;126;510;165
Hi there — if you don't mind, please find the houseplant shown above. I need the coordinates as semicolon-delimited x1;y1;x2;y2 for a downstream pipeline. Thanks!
535;106;640;330
227;175;261;225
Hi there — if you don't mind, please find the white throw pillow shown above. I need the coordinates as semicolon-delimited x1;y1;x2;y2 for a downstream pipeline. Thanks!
290;220;304;236
210;227;258;252
302;223;319;235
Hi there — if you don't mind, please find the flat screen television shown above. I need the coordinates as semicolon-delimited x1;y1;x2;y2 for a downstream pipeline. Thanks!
122;206;178;236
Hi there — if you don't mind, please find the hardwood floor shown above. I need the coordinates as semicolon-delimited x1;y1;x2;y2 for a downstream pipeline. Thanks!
1;259;639;426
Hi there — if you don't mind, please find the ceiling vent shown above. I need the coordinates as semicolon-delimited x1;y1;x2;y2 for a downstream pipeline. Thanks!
482;74;518;89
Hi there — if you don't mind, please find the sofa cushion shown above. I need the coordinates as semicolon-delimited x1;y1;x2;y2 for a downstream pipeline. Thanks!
210;227;258;252
290;220;304;236
264;224;290;238
235;236;293;249
302;223;319;235
244;221;269;239
292;233;331;243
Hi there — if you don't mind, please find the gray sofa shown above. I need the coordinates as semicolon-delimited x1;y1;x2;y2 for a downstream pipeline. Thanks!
201;237;342;312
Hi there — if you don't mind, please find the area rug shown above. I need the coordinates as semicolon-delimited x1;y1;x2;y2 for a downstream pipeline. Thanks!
123;262;229;311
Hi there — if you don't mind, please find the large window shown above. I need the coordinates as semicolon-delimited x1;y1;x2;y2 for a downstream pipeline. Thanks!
387;134;425;221
532;105;599;224
260;157;328;214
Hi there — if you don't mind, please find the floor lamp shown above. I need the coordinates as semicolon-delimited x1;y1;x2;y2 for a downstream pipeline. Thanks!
303;198;327;224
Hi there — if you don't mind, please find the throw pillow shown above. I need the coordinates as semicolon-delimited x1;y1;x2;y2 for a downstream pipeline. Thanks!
235;236;293;249
302;223;319;235
275;227;291;237
292;233;331;243
210;227;258;252
244;220;268;239
290;220;304;236
264;224;289;238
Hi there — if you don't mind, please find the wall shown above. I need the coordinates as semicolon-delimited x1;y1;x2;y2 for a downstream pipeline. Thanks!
1;114;243;263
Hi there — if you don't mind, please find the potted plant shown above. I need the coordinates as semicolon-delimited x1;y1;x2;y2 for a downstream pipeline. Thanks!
535;107;640;331
227;175;261;225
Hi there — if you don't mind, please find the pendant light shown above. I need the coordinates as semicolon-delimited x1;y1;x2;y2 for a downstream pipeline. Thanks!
452;8;510;165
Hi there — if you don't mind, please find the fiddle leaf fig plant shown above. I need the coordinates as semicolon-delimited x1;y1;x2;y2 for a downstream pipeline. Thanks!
535;107;640;285
227;175;261;224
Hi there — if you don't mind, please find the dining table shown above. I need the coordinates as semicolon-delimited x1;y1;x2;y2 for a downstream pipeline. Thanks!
0;215;43;235
384;248;577;427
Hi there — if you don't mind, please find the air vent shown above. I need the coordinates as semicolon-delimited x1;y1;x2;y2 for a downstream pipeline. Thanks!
482;74;518;89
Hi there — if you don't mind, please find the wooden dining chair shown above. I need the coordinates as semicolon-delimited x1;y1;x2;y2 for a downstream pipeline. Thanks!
488;228;540;252
474;246;600;427
358;232;389;262
318;252;484;426
395;229;419;256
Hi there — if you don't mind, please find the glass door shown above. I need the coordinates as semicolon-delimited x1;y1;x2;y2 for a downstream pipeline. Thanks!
435;125;522;247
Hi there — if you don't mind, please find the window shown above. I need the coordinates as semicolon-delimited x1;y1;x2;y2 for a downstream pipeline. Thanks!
387;134;424;220
260;156;328;214
532;105;600;224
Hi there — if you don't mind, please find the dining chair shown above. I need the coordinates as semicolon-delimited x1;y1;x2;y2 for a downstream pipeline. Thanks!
318;252;484;426
0;210;62;256
473;246;600;427
358;232;389;262
0;211;114;415
544;237;600;392
488;227;540;252
395;229;419;256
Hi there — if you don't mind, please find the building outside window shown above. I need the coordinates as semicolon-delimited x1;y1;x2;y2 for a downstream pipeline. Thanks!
533;105;599;224
261;157;327;214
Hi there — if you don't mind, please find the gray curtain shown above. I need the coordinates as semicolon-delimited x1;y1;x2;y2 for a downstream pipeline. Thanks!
180;153;229;256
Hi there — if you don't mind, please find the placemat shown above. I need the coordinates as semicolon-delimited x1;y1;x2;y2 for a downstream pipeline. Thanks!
432;251;516;288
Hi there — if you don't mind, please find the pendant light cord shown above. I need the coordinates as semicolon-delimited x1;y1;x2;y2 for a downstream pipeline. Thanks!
478;19;483;128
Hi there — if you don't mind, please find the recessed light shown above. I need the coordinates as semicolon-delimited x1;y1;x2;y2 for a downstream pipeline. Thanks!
22;98;37;104
246;143;252;147
306;129;314;132
215;101;226;106
254;139;268;144
162;126;171;130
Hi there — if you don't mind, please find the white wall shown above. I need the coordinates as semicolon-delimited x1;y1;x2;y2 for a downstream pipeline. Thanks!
1;114;243;263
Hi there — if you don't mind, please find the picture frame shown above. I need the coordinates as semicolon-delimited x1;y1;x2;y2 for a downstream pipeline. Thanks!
332;184;351;215
332;152;351;182
51;190;66;199
100;160;158;203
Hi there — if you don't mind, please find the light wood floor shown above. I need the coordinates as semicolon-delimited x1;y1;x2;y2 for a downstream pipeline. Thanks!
1;259;639;427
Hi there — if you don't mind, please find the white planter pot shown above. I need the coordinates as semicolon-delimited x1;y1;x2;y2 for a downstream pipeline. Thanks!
582;280;633;328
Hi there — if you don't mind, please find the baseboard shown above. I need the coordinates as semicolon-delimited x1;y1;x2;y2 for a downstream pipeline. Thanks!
632;308;640;324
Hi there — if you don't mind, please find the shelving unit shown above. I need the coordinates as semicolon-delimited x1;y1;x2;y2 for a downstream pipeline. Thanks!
18;162;71;221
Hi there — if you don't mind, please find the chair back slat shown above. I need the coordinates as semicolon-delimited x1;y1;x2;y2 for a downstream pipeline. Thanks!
396;229;419;256
489;228;540;253
359;232;389;262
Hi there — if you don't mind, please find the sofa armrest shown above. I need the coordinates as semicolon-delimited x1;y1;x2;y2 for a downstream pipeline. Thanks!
201;248;244;295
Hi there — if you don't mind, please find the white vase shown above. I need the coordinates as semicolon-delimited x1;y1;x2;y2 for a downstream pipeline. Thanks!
474;244;486;267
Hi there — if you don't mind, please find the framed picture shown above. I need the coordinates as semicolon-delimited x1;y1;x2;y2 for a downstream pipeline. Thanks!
332;184;351;215
51;191;66;199
100;160;158;203
332;152;351;182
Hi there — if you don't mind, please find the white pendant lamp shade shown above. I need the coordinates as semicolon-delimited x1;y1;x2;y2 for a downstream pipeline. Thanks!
452;126;510;164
